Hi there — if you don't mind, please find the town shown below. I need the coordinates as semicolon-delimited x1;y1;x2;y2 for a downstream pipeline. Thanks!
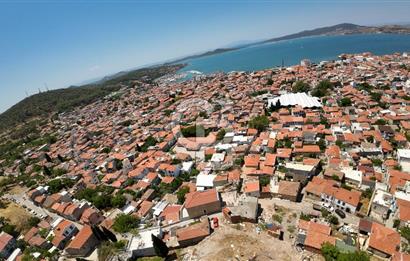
0;52;410;261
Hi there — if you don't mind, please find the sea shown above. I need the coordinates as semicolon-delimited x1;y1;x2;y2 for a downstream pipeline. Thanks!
177;33;410;74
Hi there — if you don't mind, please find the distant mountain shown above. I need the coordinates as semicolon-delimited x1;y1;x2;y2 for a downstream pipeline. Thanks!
171;48;239;64
262;23;410;43
261;23;367;43
172;23;410;62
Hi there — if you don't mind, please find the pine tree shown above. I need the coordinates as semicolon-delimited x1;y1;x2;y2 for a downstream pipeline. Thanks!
101;226;117;242
151;234;169;257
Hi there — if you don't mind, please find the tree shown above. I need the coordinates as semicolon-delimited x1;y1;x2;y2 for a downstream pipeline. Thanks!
111;194;127;208
101;226;117;242
375;119;386;125
216;129;226;141
177;186;190;204
321;242;370;261
312;80;333;97
327;215;339;225
28;217;41;227
339;97;352;107
321;242;339;261
292;81;310;93
317;138;326;152
152;234;169;258
112;214;140;233
249;115;269;132
259;176;270;187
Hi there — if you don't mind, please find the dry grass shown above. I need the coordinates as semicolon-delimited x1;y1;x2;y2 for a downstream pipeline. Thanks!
8;185;26;195
0;202;32;232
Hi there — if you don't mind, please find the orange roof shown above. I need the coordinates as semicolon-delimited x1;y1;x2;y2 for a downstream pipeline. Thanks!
264;153;276;167
304;230;336;250
294;145;320;154
369;222;400;256
67;225;94;250
244;154;260;168
244;180;260;193
184;189;219;209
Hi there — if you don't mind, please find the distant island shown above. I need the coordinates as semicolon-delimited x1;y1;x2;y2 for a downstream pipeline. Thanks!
173;23;410;61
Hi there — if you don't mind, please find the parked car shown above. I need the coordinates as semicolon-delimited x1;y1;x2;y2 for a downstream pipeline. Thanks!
335;209;346;219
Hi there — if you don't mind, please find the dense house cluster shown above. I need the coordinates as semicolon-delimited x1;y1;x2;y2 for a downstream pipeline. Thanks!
1;52;410;260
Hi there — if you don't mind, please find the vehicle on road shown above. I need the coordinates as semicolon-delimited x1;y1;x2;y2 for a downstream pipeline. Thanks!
335;209;346;218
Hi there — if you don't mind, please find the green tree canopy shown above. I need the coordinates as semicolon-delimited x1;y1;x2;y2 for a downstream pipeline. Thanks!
112;214;140;233
292;81;311;93
249;115;269;132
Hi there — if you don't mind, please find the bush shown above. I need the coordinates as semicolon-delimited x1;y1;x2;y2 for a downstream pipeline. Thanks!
339;97;352;107
321;242;370;261
177;186;190;204
111;194;127;208
113;214;140;233
216;129;226;141
248;115;269;132
292;81;310;93
312;80;333;97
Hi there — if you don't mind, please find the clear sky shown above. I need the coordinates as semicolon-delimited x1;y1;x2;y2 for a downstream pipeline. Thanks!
0;0;409;112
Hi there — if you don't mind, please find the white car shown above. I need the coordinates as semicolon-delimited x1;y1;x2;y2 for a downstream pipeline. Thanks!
321;202;334;212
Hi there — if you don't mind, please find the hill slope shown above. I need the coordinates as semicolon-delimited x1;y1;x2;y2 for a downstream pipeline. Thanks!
0;64;184;132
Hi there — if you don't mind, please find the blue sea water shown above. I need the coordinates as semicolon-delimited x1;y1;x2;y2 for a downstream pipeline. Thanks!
178;34;410;73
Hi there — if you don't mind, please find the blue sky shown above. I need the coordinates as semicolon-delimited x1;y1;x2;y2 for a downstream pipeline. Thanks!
0;0;409;112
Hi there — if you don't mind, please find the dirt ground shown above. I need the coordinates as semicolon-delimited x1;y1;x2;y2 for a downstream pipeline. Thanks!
7;185;26;195
180;220;323;261
0;201;32;232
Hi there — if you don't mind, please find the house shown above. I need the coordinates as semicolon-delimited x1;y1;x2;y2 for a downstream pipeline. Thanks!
285;163;316;183
341;168;363;187
195;173;216;190
295;220;336;254
65;225;99;257
63;202;88;221
157;163;181;177
0;232;15;259
305;176;337;200
398;149;410;172
322;186;361;213
223;196;259;223
371;189;396;221
127;228;162;258
368;222;400;258
80;208;104;225
176;218;211;247
135;200;154;220
244;180;260;198
182;189;221;219
52;220;79;249
277;181;301;202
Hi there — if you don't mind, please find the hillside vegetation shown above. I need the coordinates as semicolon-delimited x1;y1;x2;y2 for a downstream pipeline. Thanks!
0;64;184;133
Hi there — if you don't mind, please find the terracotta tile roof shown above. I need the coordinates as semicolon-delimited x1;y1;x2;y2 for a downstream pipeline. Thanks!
369;222;400;256
66;225;94;250
244;180;260;193
184;189;219;209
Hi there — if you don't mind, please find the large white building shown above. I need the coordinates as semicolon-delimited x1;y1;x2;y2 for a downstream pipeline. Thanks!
267;92;322;108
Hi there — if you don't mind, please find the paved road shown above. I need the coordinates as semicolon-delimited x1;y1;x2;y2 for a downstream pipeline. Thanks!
3;192;83;230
